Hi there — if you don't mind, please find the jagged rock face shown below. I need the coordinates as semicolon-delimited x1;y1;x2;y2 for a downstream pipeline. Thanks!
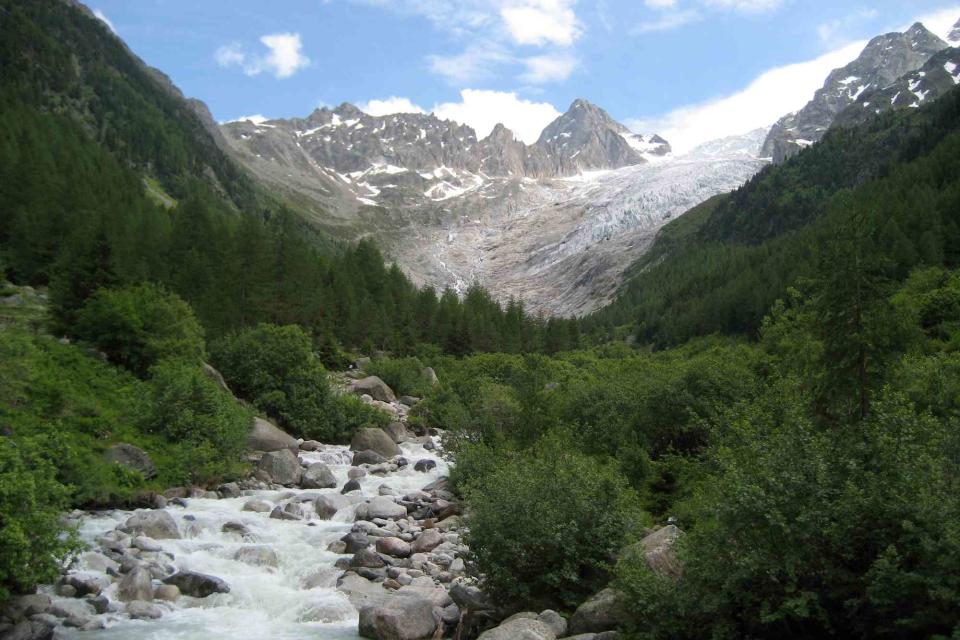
950;18;960;44
834;47;960;129
762;22;948;162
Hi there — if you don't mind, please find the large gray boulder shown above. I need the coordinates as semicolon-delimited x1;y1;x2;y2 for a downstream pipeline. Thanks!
234;546;279;568
126;600;163;620
301;462;337;489
382;422;411;444
358;595;437;640
121;510;180;539
315;493;352;519
351;428;402;458
3;620;55;640
104;443;157;479
450;580;493;612
352;376;397;403
117;566;154;602
638;525;683;580
422;367;438;386
163;571;230;598
257;449;302;486
568;588;627;635
248;417;298;452
477;616;556;640
356;496;407;521
202;362;232;395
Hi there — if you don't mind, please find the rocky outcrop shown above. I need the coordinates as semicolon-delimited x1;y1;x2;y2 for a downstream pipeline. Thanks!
104;443;157;479
762;22;948;162
353;377;397;403
638;525;683;580
248;416;299;452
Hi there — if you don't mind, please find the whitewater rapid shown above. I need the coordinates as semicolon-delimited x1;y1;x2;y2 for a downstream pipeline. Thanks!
53;440;449;639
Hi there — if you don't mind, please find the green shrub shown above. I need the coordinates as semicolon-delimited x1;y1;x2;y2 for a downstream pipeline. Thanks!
312;394;390;443
0;439;81;602
142;360;251;484
74;283;205;377
462;431;645;611
211;323;358;442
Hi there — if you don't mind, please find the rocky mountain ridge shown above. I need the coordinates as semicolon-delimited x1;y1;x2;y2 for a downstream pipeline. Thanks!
762;22;948;162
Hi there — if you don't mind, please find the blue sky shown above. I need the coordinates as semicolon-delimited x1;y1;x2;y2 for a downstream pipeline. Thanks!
92;0;960;151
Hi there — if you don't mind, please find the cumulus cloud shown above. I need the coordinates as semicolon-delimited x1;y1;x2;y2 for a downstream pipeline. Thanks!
93;9;115;33
702;0;785;12
358;97;426;116
626;40;866;153
221;114;271;125
633;0;787;34
632;10;702;34
519;52;578;83
500;0;581;47
428;43;513;85
215;32;310;79
433;90;561;143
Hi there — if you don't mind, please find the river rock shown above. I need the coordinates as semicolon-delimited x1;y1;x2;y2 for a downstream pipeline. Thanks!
342;531;372;553
121;510;180;540
126;600;163;620
154;584;180;602
353;450;387;466
257;449;302;486
301;462;337;489
218;482;241;498
118;566;154;602
413;459;436;473
349;466;368;480
538;610;568;637
352;376;397;403
163;571;230;598
104;443;157;479
376;537;411;558
49;599;94;620
4;594;51;621
351;429;402;458
235;545;279;568
248;416;298;452
478;616;556;640
637;525;683;579
351;549;387;569
450;580;493;612
132;536;162;552
358;595;437;640
2;620;54;640
568;588;627;635
382;422;411;444
270;503;303;521
411;529;442;554
315;494;351;519
356;497;407;521
300;440;321;451
242;499;273;513
342;479;363;494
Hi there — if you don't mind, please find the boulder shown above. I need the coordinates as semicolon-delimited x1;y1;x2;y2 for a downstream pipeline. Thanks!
315;494;351;519
217;482;241;498
125;600;163;620
353;450;387;466
234;545;279;568
478;617;556;640
358;595;437;640
376;537;412;558
450;580;493;612
118;566;154;602
2;621;54;640
104;443;157;479
422;367;438;386
163;571;230;598
568;588;627;635
48;599;94;620
257;449;302;486
351;549;387;569
242;499;273;513
301;462;337;489
538;610;567;638
154;584;180;602
411;529;443;554
399;396;420;407
351;429;402;458
202;362;232;395
356;497;407;521
638;525;683;580
382;422;411;444
248;416;298;452
121;510;180;539
4;594;51;621
352;376;397;403
300;440;321;451
413;459;436;473
342;479;363;494
342;531;372;553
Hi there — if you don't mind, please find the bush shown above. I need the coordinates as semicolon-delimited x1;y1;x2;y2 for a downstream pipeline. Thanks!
616;381;960;640
74;283;205;376
462;431;645;611
211;323;355;442
0;439;80;602
142;360;251;484
312;394;390;443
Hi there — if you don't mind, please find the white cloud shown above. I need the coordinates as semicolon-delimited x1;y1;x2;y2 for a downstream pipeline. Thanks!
93;9;115;33
432;89;561;143
627;40;866;153
632;10;701;34
500;0;581;46
907;5;960;42
215;32;310;79
222;114;271;125
817;8;878;46
702;0;784;13
428;43;513;85
519;52;578;83
359;97;426;116
645;0;677;8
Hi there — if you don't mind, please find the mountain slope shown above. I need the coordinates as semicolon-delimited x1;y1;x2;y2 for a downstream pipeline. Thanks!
761;23;947;162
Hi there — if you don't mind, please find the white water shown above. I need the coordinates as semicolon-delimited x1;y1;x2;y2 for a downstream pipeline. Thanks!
54;441;449;639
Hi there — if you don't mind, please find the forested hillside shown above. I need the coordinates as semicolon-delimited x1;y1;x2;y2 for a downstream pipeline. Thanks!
584;85;960;346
